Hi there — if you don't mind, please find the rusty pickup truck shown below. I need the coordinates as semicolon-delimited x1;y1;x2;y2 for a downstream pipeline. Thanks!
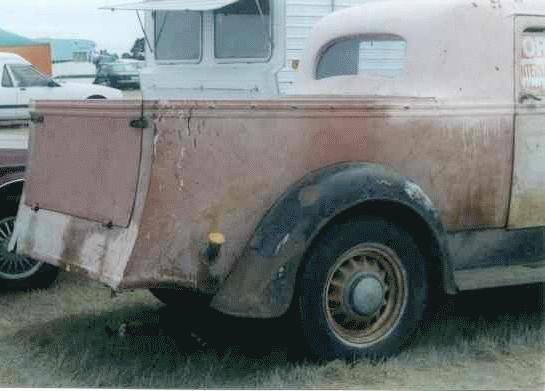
11;0;545;360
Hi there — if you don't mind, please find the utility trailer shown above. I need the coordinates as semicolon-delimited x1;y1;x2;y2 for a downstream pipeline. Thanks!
12;0;545;360
104;0;401;99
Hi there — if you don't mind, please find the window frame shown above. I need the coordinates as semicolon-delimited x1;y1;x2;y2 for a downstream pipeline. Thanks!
153;10;204;64
314;34;408;81
212;0;273;64
8;64;55;88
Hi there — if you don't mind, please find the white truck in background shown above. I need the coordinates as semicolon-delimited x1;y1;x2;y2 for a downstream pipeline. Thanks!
105;0;402;99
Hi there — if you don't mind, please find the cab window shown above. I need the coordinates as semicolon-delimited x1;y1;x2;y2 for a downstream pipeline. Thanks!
214;0;272;61
155;11;202;61
316;35;407;80
1;66;13;88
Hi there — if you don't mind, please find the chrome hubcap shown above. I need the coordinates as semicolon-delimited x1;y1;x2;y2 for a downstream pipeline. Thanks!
0;216;41;280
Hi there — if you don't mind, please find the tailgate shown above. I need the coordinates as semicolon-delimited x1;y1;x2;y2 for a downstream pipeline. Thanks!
12;100;149;289
25;100;142;227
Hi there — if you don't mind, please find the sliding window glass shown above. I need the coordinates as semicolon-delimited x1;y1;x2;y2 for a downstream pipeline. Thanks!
214;0;272;61
155;11;202;62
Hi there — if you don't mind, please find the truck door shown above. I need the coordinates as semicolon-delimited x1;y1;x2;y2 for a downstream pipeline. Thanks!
508;17;545;228
0;65;24;121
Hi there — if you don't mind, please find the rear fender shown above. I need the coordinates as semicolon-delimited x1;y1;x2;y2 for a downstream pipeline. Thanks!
211;162;457;318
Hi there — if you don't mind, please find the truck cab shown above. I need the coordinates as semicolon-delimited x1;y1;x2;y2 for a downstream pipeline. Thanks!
105;0;396;99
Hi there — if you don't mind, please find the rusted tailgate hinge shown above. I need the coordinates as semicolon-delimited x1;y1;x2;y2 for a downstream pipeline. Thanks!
130;116;150;129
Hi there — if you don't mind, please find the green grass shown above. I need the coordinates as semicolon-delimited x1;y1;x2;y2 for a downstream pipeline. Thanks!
0;273;544;389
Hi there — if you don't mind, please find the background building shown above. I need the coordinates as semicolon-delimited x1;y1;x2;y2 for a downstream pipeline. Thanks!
36;38;97;63
35;38;98;84
0;28;52;75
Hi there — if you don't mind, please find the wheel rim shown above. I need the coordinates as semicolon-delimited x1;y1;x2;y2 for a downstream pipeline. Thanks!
323;243;408;346
0;216;42;280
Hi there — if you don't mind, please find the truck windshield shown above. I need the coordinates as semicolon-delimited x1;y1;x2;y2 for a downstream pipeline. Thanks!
214;0;271;60
9;64;53;87
155;11;202;61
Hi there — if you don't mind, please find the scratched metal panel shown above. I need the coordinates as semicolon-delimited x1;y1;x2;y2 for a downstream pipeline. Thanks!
509;16;545;228
508;108;545;228
117;99;514;291
25;101;142;228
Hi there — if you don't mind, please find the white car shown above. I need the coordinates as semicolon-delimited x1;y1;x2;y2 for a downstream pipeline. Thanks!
0;52;122;122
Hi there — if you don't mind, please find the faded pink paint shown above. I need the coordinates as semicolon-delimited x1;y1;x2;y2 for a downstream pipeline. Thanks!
25;100;142;228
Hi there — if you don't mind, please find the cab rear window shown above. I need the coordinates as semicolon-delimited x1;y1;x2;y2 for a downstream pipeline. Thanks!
316;35;407;80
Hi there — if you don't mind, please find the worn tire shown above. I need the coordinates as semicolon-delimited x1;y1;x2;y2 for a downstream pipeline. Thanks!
299;215;428;361
0;186;59;291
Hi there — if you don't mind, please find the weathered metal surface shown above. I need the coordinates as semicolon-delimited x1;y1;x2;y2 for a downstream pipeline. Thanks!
12;100;155;289
211;162;455;317
455;262;545;291
509;16;545;228
117;99;513;295
24;100;143;228
14;98;514;300
18;0;545;318
448;227;545;271
508;106;545;228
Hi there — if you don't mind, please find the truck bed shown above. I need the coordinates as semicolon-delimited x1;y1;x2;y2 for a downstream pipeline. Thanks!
12;97;513;294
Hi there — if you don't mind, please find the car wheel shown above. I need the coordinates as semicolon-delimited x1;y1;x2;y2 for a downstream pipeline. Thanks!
0;214;58;291
299;215;428;361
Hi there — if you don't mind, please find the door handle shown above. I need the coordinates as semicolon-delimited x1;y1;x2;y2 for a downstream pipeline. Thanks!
19;88;26;91
519;93;542;103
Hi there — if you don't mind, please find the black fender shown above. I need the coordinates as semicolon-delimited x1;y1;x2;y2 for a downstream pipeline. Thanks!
211;162;458;318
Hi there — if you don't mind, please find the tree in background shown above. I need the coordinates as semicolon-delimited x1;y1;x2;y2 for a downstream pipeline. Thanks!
130;38;146;61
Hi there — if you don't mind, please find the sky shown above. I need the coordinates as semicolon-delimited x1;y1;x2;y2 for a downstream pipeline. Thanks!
0;0;142;55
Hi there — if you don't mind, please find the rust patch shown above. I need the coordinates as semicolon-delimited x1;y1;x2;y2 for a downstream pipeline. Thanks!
21;99;515;294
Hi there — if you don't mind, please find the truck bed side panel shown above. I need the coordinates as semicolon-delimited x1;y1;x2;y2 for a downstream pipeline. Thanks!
120;99;513;290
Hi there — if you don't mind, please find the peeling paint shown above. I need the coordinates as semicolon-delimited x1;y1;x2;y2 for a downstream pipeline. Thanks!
298;186;321;207
405;181;434;210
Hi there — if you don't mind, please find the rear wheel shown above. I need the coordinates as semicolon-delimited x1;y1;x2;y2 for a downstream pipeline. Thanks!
299;215;428;361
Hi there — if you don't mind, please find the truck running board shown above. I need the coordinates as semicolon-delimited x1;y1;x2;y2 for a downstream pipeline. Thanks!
455;262;545;291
